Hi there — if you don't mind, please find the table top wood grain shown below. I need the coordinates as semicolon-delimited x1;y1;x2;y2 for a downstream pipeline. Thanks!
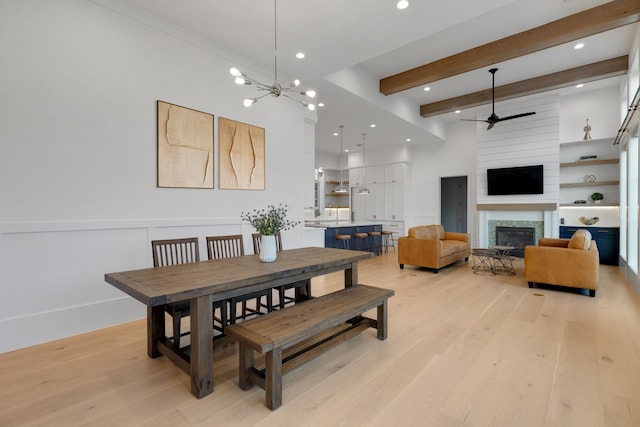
105;247;372;306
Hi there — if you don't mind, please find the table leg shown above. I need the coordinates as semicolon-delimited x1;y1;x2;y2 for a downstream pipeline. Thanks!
190;294;214;398
147;305;164;358
345;262;358;287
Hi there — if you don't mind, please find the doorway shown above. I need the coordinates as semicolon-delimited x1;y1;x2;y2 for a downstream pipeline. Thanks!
440;176;467;233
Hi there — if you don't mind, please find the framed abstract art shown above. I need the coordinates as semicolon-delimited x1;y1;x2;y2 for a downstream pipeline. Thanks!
157;101;214;189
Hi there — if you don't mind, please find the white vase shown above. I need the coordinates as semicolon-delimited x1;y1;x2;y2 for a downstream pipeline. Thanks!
259;234;277;263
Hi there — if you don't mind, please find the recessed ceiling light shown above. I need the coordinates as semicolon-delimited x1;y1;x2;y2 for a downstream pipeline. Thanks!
576;83;584;88
397;1;409;10
455;110;461;114
370;124;376;128
318;102;325;107
423;86;431;91
406;138;411;142
345;149;349;152
296;52;305;59
333;132;338;136
574;43;585;50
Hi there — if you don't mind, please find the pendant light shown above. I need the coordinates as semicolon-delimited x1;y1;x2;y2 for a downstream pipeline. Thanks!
358;133;370;195
333;125;349;194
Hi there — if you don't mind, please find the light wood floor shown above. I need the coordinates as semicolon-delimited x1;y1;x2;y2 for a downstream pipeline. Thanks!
1;252;640;426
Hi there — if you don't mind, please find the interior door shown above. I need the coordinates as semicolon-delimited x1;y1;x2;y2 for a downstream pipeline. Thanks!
440;176;467;233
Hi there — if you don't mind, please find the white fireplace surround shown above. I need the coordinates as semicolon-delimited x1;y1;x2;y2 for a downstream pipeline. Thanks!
477;205;556;249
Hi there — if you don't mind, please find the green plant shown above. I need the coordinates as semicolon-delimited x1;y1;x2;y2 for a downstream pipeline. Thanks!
590;192;604;201
240;204;300;235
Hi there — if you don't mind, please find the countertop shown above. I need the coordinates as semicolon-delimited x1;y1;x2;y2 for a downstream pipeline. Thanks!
304;221;383;229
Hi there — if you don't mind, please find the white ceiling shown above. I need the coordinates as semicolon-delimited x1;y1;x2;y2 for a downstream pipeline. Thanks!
115;0;637;154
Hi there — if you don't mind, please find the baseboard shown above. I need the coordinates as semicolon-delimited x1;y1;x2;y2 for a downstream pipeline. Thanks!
0;297;145;354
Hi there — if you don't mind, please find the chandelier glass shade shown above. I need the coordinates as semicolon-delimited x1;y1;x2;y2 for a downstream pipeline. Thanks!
357;133;370;195
229;0;316;111
334;125;349;194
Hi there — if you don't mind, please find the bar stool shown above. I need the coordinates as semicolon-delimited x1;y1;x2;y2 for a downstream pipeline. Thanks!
335;228;351;249
352;227;369;251
381;230;395;253
368;225;382;255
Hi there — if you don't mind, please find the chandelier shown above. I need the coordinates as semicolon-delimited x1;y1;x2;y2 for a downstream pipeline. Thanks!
229;0;316;111
333;126;349;194
357;133;370;195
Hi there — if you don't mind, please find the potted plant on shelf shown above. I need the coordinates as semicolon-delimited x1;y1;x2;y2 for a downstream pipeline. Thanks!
241;204;300;262
590;192;604;204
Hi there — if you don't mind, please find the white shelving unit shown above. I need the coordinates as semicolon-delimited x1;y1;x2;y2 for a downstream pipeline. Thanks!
559;137;619;206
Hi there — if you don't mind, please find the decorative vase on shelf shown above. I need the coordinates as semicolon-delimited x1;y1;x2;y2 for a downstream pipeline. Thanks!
259;234;277;263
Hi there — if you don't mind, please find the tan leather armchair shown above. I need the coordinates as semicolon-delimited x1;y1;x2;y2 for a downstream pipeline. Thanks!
398;224;470;273
524;229;599;297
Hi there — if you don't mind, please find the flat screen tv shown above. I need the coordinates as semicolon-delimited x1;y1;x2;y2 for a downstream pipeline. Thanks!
487;165;543;195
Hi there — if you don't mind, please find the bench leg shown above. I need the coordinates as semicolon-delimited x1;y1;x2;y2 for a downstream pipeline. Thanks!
265;347;283;410
376;300;388;340
238;343;254;390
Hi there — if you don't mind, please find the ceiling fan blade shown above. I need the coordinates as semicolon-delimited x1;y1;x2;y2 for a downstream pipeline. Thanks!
460;119;489;123
495;111;536;122
487;122;495;131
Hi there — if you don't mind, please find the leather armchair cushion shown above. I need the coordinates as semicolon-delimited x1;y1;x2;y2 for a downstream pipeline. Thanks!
441;240;468;257
568;229;592;250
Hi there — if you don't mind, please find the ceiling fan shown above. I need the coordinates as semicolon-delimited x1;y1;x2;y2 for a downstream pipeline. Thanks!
463;68;536;130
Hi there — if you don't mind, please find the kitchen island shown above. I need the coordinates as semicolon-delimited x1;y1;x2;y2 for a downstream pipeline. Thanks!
305;221;383;253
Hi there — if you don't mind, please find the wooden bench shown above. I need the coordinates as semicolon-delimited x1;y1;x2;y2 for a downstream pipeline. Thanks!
225;284;395;410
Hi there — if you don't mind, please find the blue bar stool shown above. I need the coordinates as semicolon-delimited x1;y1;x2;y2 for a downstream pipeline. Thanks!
368;225;382;255
335;228;351;249
352;227;369;251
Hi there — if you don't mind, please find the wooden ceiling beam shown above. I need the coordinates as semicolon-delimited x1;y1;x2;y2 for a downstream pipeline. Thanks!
380;0;640;95
419;56;628;118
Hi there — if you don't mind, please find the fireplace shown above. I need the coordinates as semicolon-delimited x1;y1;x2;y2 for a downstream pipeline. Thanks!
495;226;536;257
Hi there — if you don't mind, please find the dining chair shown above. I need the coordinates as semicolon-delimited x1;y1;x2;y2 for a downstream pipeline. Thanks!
206;235;272;323
151;237;227;349
252;233;311;309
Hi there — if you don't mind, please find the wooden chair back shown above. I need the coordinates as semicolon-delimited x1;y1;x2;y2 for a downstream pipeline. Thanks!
251;232;283;255
151;237;200;267
206;235;245;260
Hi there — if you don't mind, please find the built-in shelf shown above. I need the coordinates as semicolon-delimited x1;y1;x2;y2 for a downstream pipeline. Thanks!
325;193;348;197
560;203;619;207
325;180;349;185
560;180;619;188
560;158;619;167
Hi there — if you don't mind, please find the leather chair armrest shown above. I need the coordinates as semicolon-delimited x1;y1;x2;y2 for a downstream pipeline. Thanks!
398;237;440;266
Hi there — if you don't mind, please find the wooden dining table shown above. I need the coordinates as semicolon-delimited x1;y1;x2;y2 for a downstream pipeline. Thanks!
104;246;372;398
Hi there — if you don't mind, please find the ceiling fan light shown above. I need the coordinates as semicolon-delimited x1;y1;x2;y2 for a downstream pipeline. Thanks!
305;89;317;98
243;98;256;107
291;79;301;87
230;67;242;77
306;103;316;111
234;76;247;85
397;1;409;10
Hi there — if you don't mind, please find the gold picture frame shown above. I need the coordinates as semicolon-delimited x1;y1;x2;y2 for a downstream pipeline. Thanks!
157;101;214;189
218;117;265;190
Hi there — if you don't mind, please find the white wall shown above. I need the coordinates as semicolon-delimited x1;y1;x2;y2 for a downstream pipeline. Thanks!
403;86;621;247
0;0;313;352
